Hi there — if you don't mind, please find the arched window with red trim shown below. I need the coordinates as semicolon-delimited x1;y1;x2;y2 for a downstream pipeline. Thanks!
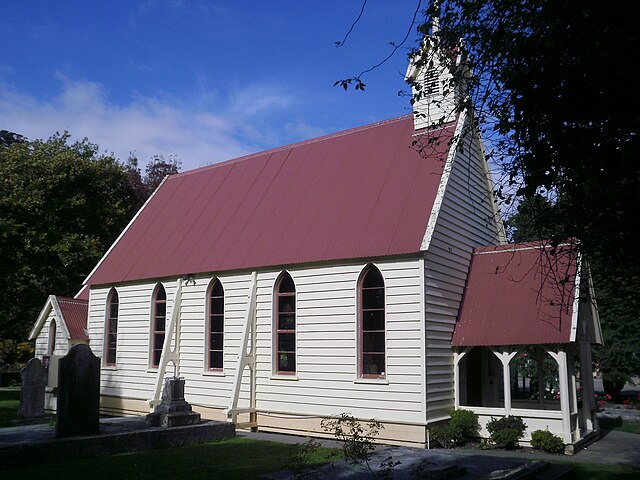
359;265;386;378
105;289;119;366
274;272;296;374
151;284;166;368
207;279;224;370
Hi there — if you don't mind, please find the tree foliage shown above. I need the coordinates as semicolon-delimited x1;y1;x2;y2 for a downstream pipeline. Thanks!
507;195;640;393
123;154;181;210
0;133;180;340
417;1;639;272
421;1;640;387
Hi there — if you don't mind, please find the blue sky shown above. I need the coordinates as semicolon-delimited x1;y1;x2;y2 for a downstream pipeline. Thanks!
0;1;425;170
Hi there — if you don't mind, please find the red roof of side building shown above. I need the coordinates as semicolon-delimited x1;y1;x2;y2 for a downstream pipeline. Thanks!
56;296;89;341
85;115;457;286
452;242;579;346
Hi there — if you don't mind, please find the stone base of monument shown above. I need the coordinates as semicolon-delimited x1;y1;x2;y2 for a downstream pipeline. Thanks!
146;377;201;427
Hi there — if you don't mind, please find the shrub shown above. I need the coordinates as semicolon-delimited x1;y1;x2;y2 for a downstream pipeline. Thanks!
531;429;564;453
486;416;526;450
320;413;383;474
431;409;479;448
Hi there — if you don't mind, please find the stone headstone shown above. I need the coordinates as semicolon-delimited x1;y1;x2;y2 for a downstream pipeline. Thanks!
146;377;201;427
56;344;101;438
17;358;46;420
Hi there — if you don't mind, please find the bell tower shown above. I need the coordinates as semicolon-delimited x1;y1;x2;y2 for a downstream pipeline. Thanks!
405;24;469;130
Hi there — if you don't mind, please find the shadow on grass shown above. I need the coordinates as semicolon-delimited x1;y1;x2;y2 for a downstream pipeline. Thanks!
0;388;20;427
599;417;640;435
7;437;337;480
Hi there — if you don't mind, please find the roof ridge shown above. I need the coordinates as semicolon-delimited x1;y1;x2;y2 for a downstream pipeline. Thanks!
474;241;573;255
56;296;88;304
173;115;414;178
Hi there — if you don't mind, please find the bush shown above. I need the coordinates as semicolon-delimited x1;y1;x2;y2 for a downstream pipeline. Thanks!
531;429;564;453
431;409;479;448
486;416;526;450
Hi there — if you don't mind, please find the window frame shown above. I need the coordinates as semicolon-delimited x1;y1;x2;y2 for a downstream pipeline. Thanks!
358;264;387;380
104;288;119;367
48;319;57;356
206;278;224;372
273;271;296;376
150;284;167;369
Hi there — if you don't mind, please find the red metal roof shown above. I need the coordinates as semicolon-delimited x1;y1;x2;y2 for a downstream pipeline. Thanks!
56;296;89;340
86;115;457;285
452;242;578;346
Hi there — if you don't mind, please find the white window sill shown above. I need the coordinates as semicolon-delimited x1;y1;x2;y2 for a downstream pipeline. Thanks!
354;378;389;385
102;366;117;371
146;368;158;373
270;375;299;381
202;370;226;377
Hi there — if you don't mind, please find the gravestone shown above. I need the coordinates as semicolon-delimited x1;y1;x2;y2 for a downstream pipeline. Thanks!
17;358;46;420
146;377;201;427
56;344;101;438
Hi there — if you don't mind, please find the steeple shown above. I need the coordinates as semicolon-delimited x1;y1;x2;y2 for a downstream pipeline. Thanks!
405;22;468;130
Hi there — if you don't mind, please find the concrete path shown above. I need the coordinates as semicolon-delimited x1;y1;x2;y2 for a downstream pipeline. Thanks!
241;427;640;468
244;428;640;479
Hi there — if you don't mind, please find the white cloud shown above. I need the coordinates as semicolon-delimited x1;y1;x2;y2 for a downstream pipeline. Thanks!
0;76;315;170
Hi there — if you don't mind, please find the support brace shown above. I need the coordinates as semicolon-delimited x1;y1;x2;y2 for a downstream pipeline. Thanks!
148;279;183;409
225;271;257;427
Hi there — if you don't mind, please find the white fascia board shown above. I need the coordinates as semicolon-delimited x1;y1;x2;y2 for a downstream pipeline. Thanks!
569;253;582;343
74;284;88;300
50;296;72;340
584;261;604;345
28;295;54;340
420;108;468;251
82;174;170;286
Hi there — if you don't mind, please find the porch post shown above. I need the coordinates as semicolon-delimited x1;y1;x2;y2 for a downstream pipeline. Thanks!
535;348;545;409
548;347;572;443
567;345;579;441
491;348;516;416
453;347;472;409
579;341;597;431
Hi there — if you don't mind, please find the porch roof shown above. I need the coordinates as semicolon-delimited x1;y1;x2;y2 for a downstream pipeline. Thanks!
452;242;581;346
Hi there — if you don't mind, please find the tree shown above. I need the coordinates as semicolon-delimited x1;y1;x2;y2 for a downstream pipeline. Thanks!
0;133;141;339
421;0;640;394
124;154;182;210
145;154;181;193
0;130;25;147
507;195;640;397
339;0;640;391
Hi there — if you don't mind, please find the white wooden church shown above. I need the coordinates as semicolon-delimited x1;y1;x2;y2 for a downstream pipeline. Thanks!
30;37;602;450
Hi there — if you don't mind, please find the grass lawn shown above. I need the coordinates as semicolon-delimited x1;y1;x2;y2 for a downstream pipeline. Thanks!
0;388;20;427
569;463;640;480
7;437;337;480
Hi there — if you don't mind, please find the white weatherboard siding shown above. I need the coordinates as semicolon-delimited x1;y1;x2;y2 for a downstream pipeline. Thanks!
34;313;68;358
88;281;179;401
424;125;503;423
88;257;426;426
254;259;425;424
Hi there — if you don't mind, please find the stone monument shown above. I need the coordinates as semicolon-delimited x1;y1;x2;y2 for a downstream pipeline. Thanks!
56;344;101;438
17;358;46;422
146;377;201;427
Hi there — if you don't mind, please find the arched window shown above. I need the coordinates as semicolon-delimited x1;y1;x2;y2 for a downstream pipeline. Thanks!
48;319;57;355
151;284;167;368
105;289;119;366
275;272;296;374
207;279;224;370
359;265;386;378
